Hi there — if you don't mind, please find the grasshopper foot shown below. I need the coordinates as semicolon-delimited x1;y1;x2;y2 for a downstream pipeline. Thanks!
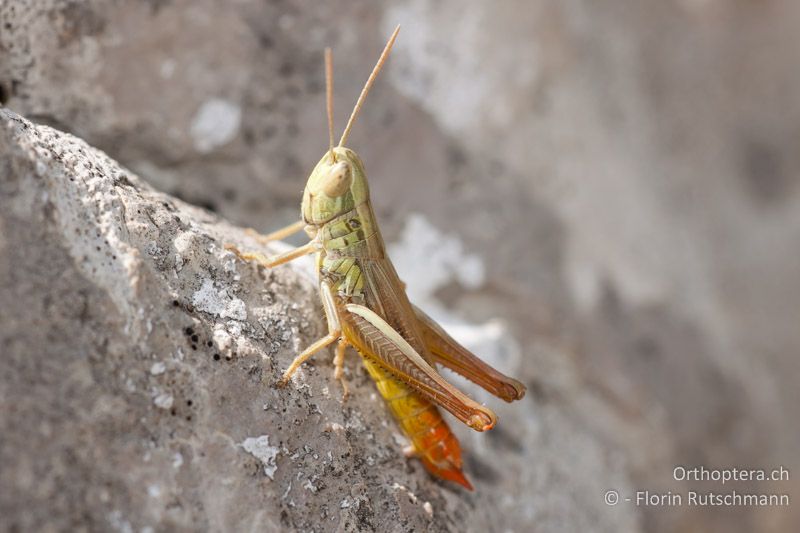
224;242;253;261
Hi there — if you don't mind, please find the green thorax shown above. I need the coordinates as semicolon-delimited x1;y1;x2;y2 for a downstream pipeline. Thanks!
301;147;385;297
316;201;385;298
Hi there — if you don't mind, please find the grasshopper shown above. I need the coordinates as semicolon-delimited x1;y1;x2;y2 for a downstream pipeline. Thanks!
226;26;526;489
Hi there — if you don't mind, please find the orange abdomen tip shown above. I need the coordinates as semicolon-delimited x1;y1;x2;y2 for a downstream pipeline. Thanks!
421;454;474;491
408;411;473;490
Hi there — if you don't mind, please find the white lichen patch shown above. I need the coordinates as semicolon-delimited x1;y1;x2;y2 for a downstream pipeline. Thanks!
173;231;195;254
391;482;418;504
225;320;243;337
107;510;133;533
344;412;365;432
153;393;174;410
323;422;345;433
192;279;247;321
233;337;260;359
241;435;279;480
212;325;232;352
172;452;184;469
144;242;163;257
189;98;241;153
392;432;410;448
174;254;185;273
172;231;196;273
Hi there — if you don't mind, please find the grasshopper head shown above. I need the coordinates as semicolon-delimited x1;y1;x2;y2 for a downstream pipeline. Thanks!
302;147;369;225
301;27;399;228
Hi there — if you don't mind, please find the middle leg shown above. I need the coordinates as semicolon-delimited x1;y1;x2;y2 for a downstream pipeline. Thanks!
279;331;340;386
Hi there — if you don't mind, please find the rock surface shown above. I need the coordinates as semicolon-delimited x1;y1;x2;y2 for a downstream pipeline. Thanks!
2;1;800;532
0;110;634;532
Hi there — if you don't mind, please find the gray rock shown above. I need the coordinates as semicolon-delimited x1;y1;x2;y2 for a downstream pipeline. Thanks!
0;110;638;532
0;109;411;531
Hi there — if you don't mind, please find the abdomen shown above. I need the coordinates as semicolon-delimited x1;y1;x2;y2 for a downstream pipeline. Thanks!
360;357;473;489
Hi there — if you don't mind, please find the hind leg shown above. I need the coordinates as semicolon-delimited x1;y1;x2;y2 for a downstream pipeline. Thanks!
333;339;351;399
278;281;344;389
279;332;340;386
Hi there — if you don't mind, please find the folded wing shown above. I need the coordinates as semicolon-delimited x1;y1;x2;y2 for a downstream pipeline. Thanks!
414;306;526;402
342;303;496;431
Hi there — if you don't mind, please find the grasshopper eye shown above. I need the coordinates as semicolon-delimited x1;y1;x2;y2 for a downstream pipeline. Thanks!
321;161;352;197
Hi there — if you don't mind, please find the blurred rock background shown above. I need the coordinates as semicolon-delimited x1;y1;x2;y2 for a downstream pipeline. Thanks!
1;1;798;532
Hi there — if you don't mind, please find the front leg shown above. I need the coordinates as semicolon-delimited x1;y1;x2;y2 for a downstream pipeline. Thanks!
225;239;319;269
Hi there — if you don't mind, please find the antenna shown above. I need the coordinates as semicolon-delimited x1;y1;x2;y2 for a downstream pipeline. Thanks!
338;25;400;148
325;47;336;162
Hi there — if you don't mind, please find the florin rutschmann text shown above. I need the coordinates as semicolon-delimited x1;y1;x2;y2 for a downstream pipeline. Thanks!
603;466;790;508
